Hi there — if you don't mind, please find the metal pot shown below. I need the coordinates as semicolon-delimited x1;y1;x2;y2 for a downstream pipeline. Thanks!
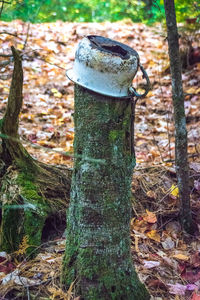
66;35;141;98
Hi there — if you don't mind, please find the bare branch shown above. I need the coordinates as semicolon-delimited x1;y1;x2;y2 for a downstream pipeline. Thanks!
0;0;11;17
23;22;30;50
0;0;4;17
0;31;18;37
37;56;66;70
0;53;13;57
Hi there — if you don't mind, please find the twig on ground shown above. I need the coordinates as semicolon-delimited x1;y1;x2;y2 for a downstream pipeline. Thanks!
37;56;66;70
152;133;164;162
0;53;13;57
23;22;30;51
0;31;18;37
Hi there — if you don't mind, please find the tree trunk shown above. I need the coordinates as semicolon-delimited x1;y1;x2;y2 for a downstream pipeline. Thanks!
164;0;194;234
0;47;72;256
62;84;149;299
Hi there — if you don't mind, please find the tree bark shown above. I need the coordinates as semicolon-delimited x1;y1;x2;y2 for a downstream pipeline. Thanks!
164;0;194;233
0;47;72;256
61;85;149;299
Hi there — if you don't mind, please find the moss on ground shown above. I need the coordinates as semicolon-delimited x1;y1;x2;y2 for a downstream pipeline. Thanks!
0;166;49;256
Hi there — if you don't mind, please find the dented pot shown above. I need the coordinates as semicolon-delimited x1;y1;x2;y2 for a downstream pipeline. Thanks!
66;35;140;98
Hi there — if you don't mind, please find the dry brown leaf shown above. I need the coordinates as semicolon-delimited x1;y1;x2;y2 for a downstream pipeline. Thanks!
146;190;157;199
172;253;189;261
135;235;139;253
143;210;157;223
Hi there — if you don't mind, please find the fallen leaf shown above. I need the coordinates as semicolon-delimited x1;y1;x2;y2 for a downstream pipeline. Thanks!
146;190;157;199
146;230;160;242
37;140;57;148
20;113;35;122
135;235;139;253
170;184;179;197
191;292;200;300
194;180;200;192
186;87;199;94
181;269;200;283
0;261;15;274
161;236;175;250
51;88;58;93
143;210;157;223
187;284;198;291
191;252;200;268
66;132;74;140
17;43;24;50
2;269;39;285
173;253;189;261
148;279;167;289
168;283;197;296
190;162;200;173
131;218;148;233
168;283;187;295
143;260;160;269
54;92;62;98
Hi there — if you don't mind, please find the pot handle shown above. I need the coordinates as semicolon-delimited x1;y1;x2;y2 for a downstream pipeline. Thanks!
129;64;150;98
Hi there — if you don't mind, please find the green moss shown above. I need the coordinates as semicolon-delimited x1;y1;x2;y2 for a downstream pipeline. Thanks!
63;245;149;299
0;202;23;252
0;165;49;256
62;85;149;299
17;173;40;199
16;158;38;177
17;171;49;210
0;117;4;131
16;172;49;256
109;129;124;142
23;210;46;256
62;236;79;286
123;116;129;128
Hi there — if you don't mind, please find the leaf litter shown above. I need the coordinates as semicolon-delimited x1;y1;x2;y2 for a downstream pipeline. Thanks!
0;19;200;299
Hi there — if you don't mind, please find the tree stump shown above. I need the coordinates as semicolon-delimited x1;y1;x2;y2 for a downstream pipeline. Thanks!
0;47;72;256
62;84;149;299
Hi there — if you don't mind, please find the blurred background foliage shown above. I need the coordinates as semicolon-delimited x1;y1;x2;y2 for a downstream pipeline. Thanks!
0;0;199;24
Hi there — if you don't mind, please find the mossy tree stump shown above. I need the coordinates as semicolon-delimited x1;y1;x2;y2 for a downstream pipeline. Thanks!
62;85;149;299
0;47;72;256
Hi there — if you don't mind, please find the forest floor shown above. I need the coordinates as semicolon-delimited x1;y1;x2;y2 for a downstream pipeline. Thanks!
0;20;200;300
